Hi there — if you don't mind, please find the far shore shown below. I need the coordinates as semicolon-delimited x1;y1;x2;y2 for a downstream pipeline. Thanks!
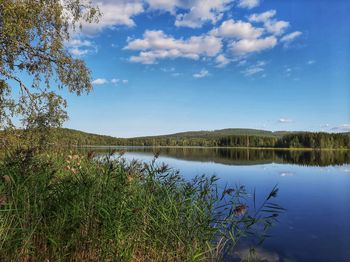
73;145;350;151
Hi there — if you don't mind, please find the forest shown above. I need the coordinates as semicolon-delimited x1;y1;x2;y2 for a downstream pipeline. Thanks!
1;128;349;150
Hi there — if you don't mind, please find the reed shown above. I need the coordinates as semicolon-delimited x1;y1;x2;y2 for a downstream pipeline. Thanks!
0;148;283;261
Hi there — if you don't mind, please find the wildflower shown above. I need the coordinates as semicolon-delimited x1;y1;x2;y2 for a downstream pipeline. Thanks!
234;204;247;216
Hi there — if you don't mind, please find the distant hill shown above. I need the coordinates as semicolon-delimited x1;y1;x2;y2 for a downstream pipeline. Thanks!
1;128;349;149
132;128;304;140
147;128;277;138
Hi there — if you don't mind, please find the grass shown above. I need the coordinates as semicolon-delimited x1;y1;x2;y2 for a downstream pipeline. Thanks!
0;148;283;261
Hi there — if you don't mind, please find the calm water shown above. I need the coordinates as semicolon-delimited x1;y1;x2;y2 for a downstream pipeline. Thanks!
89;147;350;262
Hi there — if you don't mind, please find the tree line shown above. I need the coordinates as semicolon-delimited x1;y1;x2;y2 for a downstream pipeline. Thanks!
1;129;349;150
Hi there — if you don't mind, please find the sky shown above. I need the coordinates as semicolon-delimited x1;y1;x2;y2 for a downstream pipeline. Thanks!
62;0;350;137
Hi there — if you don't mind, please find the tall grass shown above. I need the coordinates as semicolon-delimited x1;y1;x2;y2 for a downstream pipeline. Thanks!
0;148;283;261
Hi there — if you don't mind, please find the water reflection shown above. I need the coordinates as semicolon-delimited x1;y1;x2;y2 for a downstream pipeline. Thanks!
82;146;350;167
79;146;350;261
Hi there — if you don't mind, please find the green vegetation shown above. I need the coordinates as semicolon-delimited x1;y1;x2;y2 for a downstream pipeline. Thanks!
0;0;99;129
126;129;350;149
2;128;349;150
0;148;282;261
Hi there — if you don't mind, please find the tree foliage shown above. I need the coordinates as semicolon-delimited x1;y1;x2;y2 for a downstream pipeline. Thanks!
0;0;99;129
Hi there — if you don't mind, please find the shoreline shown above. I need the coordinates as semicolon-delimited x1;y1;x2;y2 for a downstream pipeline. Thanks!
74;145;350;151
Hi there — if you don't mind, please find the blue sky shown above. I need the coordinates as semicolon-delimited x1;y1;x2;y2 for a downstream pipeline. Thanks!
62;0;350;137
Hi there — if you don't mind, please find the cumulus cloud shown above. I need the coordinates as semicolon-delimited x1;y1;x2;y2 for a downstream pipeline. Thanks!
265;20;289;35
238;0;261;9
249;10;276;23
230;36;277;55
211;19;263;39
278;118;293;123
193;69;209;78
77;2;300;69
281;31;302;47
331;124;350;132
92;78;108;85
146;0;178;12
249;10;289;35
175;0;233;28
147;0;234;28
125;30;222;64
80;0;144;34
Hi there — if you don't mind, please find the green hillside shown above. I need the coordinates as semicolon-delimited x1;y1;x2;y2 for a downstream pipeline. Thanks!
1;128;349;149
145;128;278;138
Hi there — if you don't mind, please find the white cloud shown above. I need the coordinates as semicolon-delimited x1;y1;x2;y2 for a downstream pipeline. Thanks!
211;19;264;39
66;38;96;57
264;20;289;35
249;10;289;35
111;78;128;85
69;48;89;56
80;0;144;34
242;60;266;76
281;31;302;47
193;69;209;78
125;30;222;64
146;0;178;13
174;0;233;28
92;78;108;85
147;0;234;28
249;10;276;23
278;118;293;123
230;36;277;55
215;54;231;67
111;78;120;84
238;0;260;9
331;124;350;132
307;60;316;65
237;59;247;66
281;31;302;43
243;66;264;76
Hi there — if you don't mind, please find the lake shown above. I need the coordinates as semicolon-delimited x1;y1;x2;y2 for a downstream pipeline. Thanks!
89;147;350;262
